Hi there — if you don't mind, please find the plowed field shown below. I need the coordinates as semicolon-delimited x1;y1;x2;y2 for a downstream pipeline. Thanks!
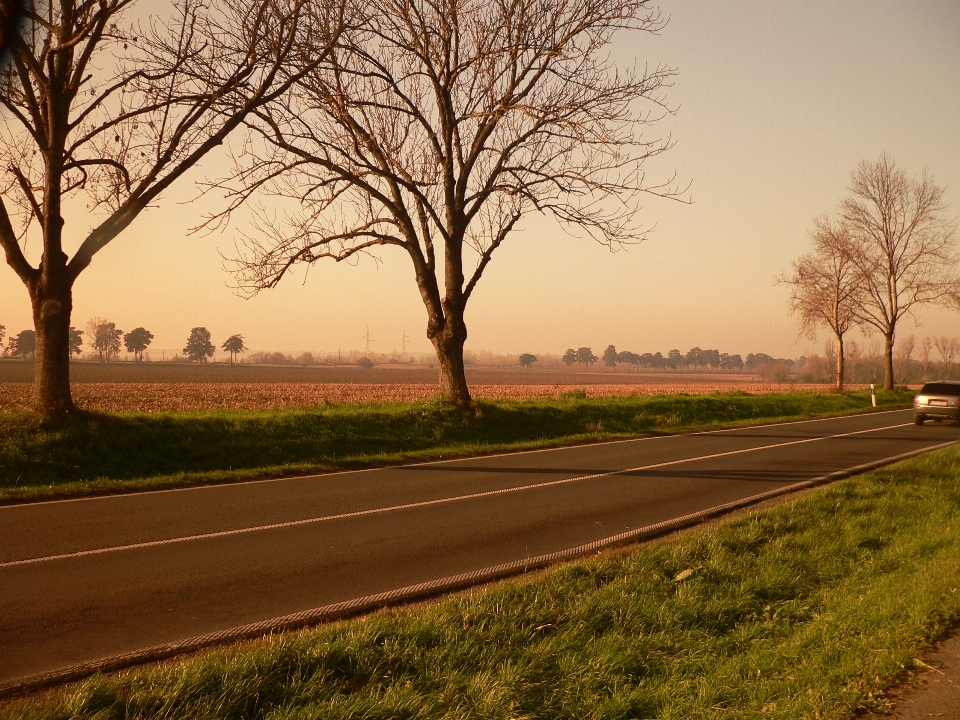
0;381;841;412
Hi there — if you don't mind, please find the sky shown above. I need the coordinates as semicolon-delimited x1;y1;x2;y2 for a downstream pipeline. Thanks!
1;0;959;360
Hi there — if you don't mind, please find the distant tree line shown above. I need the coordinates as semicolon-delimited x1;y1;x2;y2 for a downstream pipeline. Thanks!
0;319;248;365
792;334;960;386
544;345;795;373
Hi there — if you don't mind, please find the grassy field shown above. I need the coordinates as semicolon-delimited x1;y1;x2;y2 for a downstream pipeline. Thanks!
6;439;960;719
0;390;913;503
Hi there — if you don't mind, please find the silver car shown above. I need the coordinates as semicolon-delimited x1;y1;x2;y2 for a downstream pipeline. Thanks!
914;381;960;425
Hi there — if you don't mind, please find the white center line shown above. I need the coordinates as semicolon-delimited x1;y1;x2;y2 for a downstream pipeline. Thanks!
0;421;912;569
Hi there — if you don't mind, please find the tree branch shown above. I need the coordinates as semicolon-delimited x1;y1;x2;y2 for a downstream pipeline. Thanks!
0;198;38;287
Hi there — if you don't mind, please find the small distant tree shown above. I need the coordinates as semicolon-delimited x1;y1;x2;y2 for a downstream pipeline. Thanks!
823;340;836;382
758;361;791;384
897;335;917;382
124;328;154;362
86;318;123;362
576;347;598;371
6;329;36;360
846;340;862;383
780;217;863;391
519;353;538;369
602;345;618;370
356;357;374;369
720;353;744;371
682;347;702;368
617;351;640;371
920;335;933;377
667;349;682;369
221;334;248;365
934;336;960;377
562;349;577;368
68;327;83;358
701;349;721;369
184;327;215;363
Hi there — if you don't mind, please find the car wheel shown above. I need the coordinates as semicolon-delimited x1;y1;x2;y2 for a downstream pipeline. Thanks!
915;415;925;425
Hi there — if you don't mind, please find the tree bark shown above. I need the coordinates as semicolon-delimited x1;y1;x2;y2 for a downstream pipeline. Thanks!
835;333;845;392
428;306;472;408
30;268;76;418
883;332;895;390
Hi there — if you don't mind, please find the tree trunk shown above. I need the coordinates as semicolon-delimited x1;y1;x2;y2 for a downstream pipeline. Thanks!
31;282;76;418
835;333;845;392
429;310;472;408
883;332;895;390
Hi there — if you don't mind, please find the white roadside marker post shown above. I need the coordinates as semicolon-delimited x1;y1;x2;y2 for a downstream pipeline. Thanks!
870;383;877;408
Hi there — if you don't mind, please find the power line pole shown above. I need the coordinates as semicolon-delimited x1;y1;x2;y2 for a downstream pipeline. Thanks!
400;329;409;358
364;326;374;355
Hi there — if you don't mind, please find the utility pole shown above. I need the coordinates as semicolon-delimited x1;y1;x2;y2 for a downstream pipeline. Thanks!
400;329;409;358
364;326;374;355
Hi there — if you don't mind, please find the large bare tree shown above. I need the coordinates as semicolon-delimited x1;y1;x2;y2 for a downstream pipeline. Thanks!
223;0;680;407
0;0;342;418
781;217;863;391
840;154;959;390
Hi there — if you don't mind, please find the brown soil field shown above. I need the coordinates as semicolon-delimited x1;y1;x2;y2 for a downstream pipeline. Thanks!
0;360;797;386
0;379;841;412
0;360;859;412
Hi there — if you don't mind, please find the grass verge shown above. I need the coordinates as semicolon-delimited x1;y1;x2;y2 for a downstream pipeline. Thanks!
0;390;913;502
6;440;960;719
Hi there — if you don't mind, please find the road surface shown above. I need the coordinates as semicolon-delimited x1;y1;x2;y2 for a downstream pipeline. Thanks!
1;408;957;687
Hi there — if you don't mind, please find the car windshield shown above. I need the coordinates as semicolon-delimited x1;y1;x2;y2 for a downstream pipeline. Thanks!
919;383;960;396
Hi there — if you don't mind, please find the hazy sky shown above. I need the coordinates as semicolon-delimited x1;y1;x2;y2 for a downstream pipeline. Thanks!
2;1;959;359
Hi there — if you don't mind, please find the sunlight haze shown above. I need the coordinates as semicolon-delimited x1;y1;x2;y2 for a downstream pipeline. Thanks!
2;0;958;360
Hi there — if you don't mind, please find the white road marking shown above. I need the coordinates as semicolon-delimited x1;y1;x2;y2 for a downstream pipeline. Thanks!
7;408;912;507
0;421;913;569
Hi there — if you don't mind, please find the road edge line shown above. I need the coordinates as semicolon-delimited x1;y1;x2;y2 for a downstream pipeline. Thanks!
6;407;911;508
2;436;955;699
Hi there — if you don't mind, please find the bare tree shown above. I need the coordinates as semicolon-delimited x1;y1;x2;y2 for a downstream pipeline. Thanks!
894;333;915;380
0;0;341;419
221;0;681;407
780;217;863;390
846;339;862;384
934;336;960;378
920;335;933;378
86;317;122;361
840;154;959;390
823;339;836;384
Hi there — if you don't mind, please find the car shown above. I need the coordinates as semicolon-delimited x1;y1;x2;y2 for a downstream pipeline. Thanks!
913;381;960;425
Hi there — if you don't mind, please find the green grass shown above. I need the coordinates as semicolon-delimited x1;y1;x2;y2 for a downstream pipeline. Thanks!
0;390;913;502
7;440;960;720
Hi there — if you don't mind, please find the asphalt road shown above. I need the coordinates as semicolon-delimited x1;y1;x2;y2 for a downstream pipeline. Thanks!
1;408;958;686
